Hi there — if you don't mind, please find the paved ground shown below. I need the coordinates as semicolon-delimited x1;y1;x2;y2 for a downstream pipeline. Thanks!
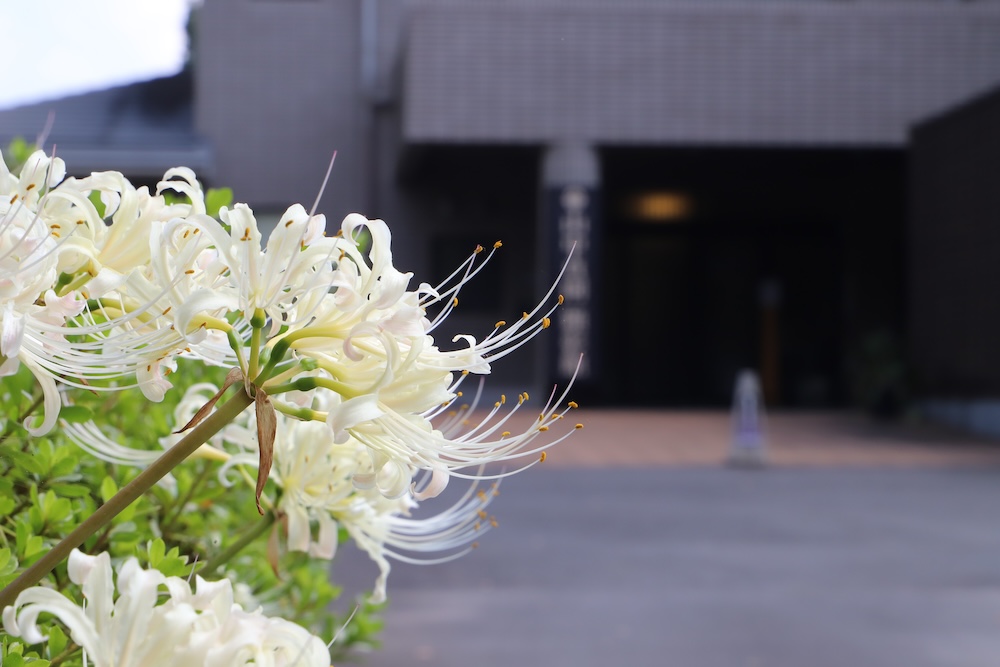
335;411;1000;667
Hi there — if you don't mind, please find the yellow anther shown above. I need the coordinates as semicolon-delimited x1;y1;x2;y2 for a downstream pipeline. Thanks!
575;423;584;429
490;517;498;528
538;425;549;432
539;451;547;463
495;320;506;328
162;306;172;315
558;294;565;305
462;369;470;375
502;431;511;437
185;269;195;275
474;522;481;531
475;244;484;254
493;240;502;249
10;194;18;204
523;391;529;400
50;224;60;229
522;311;529;319
25;183;36;191
472;542;480;549
478;510;488;520
500;394;506;404
456;391;463;397
453;297;459;307
76;219;85;225
285;218;294;227
183;229;191;238
568;401;579;409
448;410;457;417
495;401;501;408
51;232;60;238
542;317;551;329
477;490;488;501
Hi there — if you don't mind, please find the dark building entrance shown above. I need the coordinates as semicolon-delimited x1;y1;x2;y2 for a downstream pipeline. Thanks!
601;147;906;408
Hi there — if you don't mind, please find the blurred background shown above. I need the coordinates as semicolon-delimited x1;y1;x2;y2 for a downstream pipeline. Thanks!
6;2;1000;664
4;0;1000;428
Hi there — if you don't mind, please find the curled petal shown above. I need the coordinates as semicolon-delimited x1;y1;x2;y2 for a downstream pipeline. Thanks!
326;394;384;444
22;358;60;436
412;466;450;501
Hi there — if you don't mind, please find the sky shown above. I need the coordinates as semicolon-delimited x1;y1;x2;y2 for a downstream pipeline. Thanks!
0;0;192;110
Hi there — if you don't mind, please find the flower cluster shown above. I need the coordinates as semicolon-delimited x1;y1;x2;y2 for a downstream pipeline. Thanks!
3;549;330;667
0;147;580;656
2;149;578;501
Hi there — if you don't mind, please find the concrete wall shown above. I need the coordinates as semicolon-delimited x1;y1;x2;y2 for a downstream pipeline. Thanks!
195;0;369;218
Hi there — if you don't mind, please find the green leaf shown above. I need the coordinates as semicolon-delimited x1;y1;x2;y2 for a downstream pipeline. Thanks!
59;405;93;423
148;538;166;566
0;446;43;475
100;476;118;504
46;625;67;658
0;496;15;516
157;556;191;578
205;187;233;217
23;535;44;559
87;190;106;218
47;482;92;498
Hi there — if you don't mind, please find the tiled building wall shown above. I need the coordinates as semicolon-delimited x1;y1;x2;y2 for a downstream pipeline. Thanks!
404;2;1000;146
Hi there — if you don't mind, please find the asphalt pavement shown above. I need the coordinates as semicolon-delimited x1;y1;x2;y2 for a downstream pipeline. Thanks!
335;411;1000;667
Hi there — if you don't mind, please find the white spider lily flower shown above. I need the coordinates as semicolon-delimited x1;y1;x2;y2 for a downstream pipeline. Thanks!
260;215;576;499
2;549;330;667
0;151;76;434
196;386;497;603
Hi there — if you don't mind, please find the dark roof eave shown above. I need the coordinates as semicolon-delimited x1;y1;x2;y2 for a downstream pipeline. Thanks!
54;145;215;181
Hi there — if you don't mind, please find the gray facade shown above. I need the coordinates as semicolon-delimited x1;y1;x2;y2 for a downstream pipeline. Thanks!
4;0;1000;408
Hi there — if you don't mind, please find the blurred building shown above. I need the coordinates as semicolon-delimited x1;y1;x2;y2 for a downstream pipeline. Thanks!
4;0;1000;412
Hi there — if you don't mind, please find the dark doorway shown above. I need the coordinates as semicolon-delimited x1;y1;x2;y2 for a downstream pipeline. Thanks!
601;147;905;408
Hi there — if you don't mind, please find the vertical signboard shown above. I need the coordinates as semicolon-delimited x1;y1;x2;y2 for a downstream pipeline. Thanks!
543;184;600;393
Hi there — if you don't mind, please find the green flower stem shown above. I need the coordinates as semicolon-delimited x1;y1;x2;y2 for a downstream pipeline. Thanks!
0;388;254;611
196;509;276;579
248;321;263;382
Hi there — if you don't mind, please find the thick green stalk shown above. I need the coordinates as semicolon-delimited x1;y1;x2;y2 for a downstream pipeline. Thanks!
0;389;254;611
